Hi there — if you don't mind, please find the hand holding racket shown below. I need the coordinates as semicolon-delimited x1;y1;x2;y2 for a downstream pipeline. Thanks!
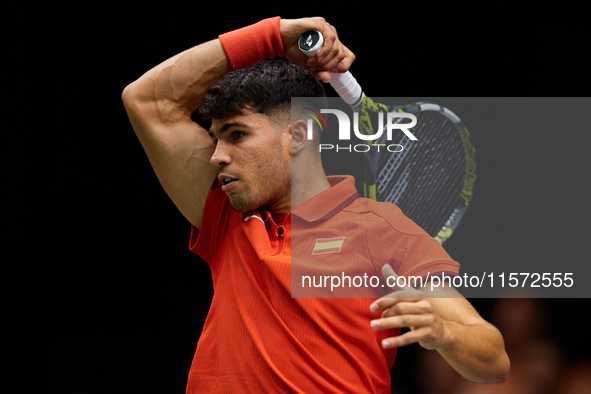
299;31;476;244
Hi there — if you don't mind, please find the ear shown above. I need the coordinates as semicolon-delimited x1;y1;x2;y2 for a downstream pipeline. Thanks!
290;120;309;155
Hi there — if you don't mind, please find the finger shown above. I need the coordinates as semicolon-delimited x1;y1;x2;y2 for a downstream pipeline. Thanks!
309;69;332;83
318;45;346;73
308;41;354;74
370;287;425;313
371;313;434;331
370;264;425;313
315;23;337;62
370;290;425;313
381;298;432;318
382;287;425;300
330;46;355;73
380;299;431;323
303;23;338;78
382;263;403;290
381;327;431;349
303;22;355;78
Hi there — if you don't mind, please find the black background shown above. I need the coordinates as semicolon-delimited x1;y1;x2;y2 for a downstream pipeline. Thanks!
9;4;590;393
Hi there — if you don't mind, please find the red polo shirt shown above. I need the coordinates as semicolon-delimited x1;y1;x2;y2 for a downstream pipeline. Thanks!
187;175;460;393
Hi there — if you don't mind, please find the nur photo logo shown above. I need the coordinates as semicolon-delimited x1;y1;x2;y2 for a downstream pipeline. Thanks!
302;107;418;153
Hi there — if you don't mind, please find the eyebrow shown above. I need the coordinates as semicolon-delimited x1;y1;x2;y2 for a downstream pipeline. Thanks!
208;121;251;138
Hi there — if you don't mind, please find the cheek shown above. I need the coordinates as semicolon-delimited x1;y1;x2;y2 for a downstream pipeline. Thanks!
283;133;293;159
257;145;291;189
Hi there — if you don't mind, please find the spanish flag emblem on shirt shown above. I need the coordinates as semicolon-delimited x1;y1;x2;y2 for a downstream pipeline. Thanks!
312;236;346;255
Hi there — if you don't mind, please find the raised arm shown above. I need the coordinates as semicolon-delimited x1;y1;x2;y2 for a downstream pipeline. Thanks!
121;38;228;229
122;17;354;229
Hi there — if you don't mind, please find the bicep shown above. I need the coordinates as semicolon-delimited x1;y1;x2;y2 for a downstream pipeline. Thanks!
125;100;217;228
122;39;229;229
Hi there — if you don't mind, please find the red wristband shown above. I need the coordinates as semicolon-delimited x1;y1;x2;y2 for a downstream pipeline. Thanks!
218;16;285;70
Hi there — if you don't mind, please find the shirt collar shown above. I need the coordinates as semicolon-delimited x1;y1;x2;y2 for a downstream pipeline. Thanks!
291;175;359;223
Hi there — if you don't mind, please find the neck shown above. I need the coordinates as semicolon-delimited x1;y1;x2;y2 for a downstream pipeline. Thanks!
262;165;329;226
290;153;330;214
265;197;291;226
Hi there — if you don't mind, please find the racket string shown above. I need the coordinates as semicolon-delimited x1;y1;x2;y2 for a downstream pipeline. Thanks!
375;111;467;236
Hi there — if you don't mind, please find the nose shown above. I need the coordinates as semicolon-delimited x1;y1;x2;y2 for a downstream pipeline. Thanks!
210;140;232;168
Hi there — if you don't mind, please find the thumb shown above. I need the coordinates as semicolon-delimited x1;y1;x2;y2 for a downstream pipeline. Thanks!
382;264;400;290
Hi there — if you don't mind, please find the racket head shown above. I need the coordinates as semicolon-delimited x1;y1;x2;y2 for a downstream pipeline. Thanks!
359;100;476;244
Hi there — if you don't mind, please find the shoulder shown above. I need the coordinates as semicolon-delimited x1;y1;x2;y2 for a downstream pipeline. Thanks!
341;196;428;237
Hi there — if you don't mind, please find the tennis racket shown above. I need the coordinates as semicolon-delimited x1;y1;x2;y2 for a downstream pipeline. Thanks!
299;31;476;244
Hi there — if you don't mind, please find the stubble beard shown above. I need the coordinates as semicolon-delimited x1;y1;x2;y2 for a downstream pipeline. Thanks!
227;158;291;214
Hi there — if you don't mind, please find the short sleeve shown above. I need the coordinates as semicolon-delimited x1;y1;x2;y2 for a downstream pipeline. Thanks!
366;202;460;282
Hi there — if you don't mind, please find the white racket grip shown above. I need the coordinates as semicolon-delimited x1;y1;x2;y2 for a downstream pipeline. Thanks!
299;30;364;108
330;71;363;107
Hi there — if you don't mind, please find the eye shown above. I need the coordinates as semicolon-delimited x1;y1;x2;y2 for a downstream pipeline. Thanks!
232;131;245;140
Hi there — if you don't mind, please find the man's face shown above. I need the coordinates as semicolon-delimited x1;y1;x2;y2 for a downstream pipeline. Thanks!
209;110;291;214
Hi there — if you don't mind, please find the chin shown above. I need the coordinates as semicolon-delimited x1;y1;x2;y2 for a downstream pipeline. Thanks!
228;195;260;213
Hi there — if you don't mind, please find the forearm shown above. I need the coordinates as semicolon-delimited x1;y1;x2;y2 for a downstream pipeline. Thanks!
123;38;230;122
123;15;353;121
436;318;510;384
372;266;510;385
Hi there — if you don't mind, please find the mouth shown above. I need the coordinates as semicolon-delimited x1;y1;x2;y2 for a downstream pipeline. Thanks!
219;175;239;191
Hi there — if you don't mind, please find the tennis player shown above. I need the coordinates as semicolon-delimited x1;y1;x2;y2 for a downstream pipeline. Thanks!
122;16;509;393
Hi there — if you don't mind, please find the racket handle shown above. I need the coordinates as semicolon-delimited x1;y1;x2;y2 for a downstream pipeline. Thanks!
329;72;363;107
298;31;364;108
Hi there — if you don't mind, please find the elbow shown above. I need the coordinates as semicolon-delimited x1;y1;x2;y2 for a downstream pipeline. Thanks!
480;352;511;385
458;346;510;385
494;352;511;385
121;81;139;108
121;80;150;117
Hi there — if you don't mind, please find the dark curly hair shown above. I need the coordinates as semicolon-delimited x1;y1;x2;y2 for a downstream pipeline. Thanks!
194;59;326;127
